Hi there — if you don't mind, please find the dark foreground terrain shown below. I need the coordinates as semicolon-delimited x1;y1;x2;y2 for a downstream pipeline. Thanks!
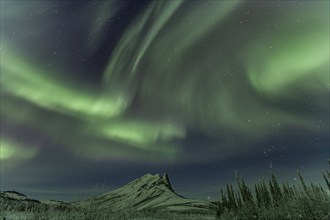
1;172;329;220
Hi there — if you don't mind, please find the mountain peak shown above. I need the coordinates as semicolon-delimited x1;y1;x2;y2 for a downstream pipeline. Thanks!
161;173;174;192
122;173;175;194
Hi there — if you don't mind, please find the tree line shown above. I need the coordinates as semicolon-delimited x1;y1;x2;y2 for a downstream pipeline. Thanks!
216;169;330;219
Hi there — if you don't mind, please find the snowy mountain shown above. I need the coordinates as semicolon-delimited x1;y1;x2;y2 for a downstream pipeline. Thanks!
75;173;213;212
1;173;214;215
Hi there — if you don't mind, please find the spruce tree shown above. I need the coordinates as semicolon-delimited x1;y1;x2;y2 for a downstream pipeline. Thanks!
235;191;242;208
322;172;330;191
269;180;275;205
261;180;271;207
298;172;308;194
237;175;253;204
220;188;227;212
226;184;236;211
255;184;262;207
271;174;282;202
282;182;290;197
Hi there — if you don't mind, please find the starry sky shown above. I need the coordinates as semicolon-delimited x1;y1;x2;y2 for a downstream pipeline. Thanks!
0;0;329;201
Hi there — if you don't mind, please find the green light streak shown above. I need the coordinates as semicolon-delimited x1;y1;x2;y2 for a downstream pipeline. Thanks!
0;138;37;161
73;138;180;162
96;120;185;148
1;49;127;119
102;1;183;83
102;0;241;83
246;8;329;95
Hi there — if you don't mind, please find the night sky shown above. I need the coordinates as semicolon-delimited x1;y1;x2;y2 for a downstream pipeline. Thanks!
1;0;329;202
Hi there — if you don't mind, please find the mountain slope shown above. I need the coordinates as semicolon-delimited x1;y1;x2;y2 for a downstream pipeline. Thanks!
0;191;40;211
76;173;213;212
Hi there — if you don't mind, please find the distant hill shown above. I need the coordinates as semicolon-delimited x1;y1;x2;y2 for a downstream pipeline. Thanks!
0;191;41;210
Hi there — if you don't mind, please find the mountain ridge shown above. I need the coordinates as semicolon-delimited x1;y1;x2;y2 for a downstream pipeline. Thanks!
1;173;214;213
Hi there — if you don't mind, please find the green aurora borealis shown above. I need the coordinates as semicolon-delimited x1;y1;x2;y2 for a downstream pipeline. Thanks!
0;0;329;200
